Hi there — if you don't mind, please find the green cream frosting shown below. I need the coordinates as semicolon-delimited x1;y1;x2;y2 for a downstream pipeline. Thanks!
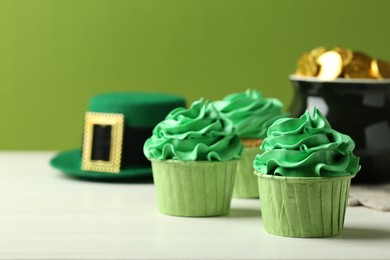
144;99;243;161
213;89;289;139
253;108;360;177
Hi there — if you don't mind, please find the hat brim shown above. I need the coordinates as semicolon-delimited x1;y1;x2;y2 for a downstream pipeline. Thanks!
50;149;152;180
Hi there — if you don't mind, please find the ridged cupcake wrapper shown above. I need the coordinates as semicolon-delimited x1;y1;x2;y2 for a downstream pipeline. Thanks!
233;147;260;198
256;173;355;238
151;160;237;217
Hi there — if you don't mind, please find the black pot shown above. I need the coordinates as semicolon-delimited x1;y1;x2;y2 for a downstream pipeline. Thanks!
289;75;390;183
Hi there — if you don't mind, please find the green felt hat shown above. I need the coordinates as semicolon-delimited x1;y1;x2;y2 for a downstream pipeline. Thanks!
50;92;186;180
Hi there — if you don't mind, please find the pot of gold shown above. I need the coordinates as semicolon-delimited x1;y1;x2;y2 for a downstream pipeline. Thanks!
290;46;390;183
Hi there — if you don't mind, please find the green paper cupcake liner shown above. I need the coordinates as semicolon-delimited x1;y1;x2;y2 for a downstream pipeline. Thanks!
256;172;355;238
233;147;260;198
151;159;237;217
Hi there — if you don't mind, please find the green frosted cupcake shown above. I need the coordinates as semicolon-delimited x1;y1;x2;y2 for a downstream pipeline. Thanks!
144;99;243;217
213;89;288;198
253;108;360;237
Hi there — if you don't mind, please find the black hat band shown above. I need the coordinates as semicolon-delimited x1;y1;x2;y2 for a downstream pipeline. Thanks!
81;112;153;174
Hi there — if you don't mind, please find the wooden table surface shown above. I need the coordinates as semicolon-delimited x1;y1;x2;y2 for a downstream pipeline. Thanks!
0;152;389;260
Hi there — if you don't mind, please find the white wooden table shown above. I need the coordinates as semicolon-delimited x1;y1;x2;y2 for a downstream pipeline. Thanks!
0;152;389;260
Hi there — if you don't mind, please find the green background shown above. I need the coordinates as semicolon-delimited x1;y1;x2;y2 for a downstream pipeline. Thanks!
1;0;389;150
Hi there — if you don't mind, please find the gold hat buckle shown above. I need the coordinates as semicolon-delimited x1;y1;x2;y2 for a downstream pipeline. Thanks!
81;112;124;173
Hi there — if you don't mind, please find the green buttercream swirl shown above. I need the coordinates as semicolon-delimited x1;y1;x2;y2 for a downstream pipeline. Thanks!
213;89;289;139
144;99;243;161
253;108;360;177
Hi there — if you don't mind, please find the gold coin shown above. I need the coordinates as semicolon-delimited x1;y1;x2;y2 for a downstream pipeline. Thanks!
295;53;318;77
317;51;343;80
294;47;390;79
344;51;372;78
370;59;390;79
310;46;327;62
370;59;380;78
333;46;353;66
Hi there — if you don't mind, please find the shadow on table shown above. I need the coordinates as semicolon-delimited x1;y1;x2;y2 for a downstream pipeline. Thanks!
58;174;154;184
338;226;390;240
228;208;261;218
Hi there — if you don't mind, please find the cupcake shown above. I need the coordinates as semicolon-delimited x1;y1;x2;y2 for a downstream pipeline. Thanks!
213;89;288;198
253;108;360;237
144;99;243;217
